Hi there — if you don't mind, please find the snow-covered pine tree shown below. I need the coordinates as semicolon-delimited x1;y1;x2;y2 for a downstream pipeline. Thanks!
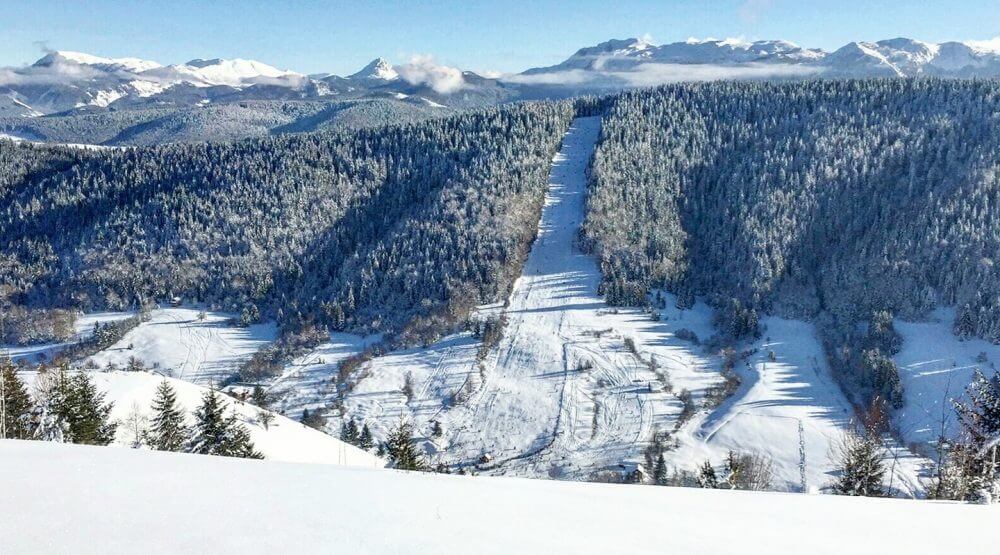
189;388;263;459
358;423;374;451
1;358;34;439
385;420;425;471
250;385;268;409
341;418;360;445
653;453;668;485
47;369;117;445
698;460;718;488
950;370;1000;502
189;389;230;456
145;380;189;452
832;428;887;497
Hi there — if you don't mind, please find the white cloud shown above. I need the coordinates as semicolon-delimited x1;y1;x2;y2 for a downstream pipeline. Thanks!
502;61;819;88
396;55;465;94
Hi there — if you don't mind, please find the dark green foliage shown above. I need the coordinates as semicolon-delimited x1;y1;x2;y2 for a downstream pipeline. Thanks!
654;453;668;485
300;408;326;430
833;428;887;497
698;460;718;488
189;389;262;459
1;359;34;439
358;423;374;451
145;380;188;452
341;418;360;445
49;368;117;445
385;420;425;471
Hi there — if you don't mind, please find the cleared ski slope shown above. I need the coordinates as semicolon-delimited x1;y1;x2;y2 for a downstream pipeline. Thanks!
1;441;993;555
342;117;719;478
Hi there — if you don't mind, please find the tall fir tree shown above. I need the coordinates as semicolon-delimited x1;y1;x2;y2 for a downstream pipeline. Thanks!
833;428;887;497
358;423;374;451
145;380;189;452
385;420;425;471
698;460;719;489
1;359;34;439
189;389;262;459
950;370;1000;502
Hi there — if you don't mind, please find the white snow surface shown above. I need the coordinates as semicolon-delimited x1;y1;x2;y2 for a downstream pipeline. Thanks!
893;308;1000;447
0;440;993;554
16;369;382;467
3;311;133;363
85;308;276;386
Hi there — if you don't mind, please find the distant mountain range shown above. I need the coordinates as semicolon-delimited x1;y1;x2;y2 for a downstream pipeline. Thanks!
1;36;997;142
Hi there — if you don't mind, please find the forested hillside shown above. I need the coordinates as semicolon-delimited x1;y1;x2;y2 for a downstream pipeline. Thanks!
583;79;999;404
1;101;574;344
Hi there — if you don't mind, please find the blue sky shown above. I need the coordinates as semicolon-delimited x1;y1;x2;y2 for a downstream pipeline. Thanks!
3;0;998;75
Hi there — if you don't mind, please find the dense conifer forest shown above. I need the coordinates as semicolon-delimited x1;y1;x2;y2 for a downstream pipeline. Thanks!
1;101;575;344
583;79;999;404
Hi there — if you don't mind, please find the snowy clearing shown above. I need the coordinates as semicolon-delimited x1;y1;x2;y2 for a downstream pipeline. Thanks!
4;311;133;363
85;308;276;386
893;308;1000;448
670;316;928;495
0;440;993;554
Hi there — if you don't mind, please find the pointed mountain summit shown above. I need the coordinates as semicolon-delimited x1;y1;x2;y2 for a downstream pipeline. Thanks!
350;58;399;81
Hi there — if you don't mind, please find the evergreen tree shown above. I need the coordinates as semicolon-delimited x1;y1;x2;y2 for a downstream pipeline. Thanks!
950;370;1000;502
653;453;668;485
358;423;374;451
250;385;269;409
50;370;117;445
385;420;425;471
341;418;360;445
1;358;34;439
189;389;263;459
833;428;887;497
698;460;719;488
145;380;188;452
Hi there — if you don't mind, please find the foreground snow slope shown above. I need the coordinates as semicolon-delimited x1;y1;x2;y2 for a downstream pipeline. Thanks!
19;369;382;467
0;441;993;555
86;308;276;386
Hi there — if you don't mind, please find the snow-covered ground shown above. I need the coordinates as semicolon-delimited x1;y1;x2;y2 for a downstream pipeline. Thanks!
670;317;928;495
893;308;1000;448
85;308;276;386
0;440;993;554
4;311;133;363
16;368;382;467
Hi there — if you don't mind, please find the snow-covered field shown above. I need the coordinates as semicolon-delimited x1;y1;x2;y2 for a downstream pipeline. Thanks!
0;440;993;554
17;369;382;467
4;311;133;363
670;317;927;495
85;308;276;386
893;308;1000;448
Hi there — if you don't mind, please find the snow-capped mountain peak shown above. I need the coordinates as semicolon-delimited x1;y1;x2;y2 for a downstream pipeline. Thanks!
350;58;399;81
33;50;163;73
180;58;302;86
